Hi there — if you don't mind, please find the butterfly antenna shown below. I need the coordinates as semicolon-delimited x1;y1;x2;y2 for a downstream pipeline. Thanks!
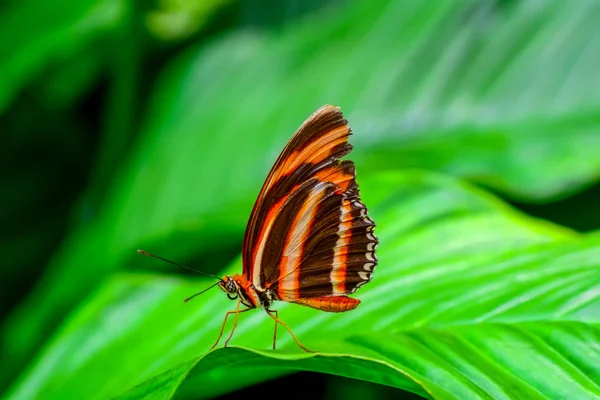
137;249;221;280
183;281;221;302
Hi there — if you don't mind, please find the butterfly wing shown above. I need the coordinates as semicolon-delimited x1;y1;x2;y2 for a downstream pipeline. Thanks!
242;105;377;304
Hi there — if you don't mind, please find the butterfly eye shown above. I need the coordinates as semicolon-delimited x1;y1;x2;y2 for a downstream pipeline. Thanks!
225;279;237;294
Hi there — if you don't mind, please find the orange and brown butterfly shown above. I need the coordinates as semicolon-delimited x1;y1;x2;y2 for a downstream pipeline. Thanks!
139;105;378;352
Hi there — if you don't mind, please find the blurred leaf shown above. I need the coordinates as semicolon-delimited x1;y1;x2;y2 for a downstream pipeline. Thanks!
7;171;600;399
509;182;600;233
131;0;600;204
4;0;600;391
146;0;232;41
0;0;124;113
38;49;105;110
0;103;92;323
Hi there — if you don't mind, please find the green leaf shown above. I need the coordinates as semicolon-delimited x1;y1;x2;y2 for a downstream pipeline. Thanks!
145;0;233;41
121;321;600;400
4;0;600;391
0;0;123;113
6;171;599;399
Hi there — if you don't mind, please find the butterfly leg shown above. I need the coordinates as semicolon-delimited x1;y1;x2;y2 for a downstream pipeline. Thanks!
210;300;251;350
224;303;252;347
271;310;279;350
266;310;313;353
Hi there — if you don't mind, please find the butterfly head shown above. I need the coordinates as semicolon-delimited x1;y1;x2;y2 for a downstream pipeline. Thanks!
218;276;239;300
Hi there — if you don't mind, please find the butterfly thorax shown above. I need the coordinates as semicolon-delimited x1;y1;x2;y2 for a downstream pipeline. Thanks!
220;274;275;310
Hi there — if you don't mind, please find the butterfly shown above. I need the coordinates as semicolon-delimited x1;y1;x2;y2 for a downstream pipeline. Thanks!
139;105;377;352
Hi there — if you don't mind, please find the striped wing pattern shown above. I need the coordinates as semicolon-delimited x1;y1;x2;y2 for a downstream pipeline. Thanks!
242;105;377;309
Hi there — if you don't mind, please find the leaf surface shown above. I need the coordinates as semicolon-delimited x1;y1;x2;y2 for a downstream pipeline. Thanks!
6;172;600;399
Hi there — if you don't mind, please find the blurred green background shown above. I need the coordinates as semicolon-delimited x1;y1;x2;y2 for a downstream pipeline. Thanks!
1;0;600;399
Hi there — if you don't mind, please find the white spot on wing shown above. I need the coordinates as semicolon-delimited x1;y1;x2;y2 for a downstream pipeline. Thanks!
355;280;367;289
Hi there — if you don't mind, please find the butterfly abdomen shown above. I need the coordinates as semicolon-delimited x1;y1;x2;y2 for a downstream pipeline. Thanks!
292;295;360;312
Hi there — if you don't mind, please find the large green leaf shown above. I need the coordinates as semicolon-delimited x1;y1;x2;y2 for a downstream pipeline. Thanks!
120;322;600;400
0;0;124;113
4;0;600;391
5;171;599;399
